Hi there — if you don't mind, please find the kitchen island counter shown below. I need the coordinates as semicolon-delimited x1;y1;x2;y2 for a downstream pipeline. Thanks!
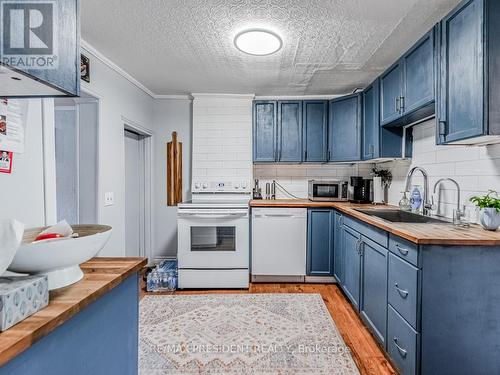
0;257;146;372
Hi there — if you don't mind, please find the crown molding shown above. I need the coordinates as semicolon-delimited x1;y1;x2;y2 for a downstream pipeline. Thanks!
154;94;193;100
81;39;156;98
191;93;255;99
254;94;343;100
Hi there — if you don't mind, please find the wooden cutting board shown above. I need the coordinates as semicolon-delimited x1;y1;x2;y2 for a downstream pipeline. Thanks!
167;131;182;206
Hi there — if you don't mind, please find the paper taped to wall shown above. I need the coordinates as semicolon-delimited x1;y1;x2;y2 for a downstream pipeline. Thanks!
0;99;28;154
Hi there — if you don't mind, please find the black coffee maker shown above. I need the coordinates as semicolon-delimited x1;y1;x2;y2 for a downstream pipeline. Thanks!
350;177;373;203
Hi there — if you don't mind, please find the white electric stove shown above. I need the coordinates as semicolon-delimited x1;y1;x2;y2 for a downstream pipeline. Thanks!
177;182;251;289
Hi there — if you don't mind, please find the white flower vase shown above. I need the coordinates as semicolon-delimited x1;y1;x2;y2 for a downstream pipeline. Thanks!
479;208;500;231
373;176;384;204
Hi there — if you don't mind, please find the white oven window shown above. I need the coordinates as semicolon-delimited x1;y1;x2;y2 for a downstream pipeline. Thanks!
190;226;236;251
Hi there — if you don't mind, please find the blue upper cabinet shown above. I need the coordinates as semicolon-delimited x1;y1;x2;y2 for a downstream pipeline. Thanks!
253;101;277;162
277;101;303;162
0;0;80;97
403;29;436;114
437;0;500;145
329;93;362;162
380;28;436;127
380;63;404;126
303;101;328;162
363;79;407;160
307;209;335;276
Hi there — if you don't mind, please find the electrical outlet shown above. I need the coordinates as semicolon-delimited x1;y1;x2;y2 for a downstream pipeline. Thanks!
104;192;114;206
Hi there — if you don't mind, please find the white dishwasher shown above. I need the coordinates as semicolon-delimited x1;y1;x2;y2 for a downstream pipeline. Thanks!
251;207;307;282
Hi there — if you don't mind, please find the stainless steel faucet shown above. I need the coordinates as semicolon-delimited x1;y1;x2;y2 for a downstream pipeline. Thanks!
404;166;432;215
433;178;462;213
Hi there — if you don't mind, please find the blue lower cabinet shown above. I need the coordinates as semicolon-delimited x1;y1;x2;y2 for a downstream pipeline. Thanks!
360;237;388;346
307;209;334;276
340;225;362;310
333;211;344;283
387;305;419;375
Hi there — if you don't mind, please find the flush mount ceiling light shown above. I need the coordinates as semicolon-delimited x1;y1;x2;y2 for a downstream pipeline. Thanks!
234;29;282;56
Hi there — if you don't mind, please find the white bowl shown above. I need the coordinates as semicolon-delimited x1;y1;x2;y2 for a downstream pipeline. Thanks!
9;225;112;290
0;219;24;276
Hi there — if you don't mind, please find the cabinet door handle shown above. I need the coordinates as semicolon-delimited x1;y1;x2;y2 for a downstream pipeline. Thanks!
393;338;408;358
395;97;400;113
438;120;447;136
400;96;405;112
328;150;331;161
394;283;409;298
395;244;409;256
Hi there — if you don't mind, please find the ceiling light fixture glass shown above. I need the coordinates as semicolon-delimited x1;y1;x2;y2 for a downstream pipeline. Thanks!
234;29;282;56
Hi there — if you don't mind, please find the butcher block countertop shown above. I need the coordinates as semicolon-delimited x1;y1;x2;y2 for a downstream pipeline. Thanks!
250;199;500;246
0;257;146;367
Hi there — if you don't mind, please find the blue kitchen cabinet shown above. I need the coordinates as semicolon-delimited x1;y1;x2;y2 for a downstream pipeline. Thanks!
380;62;404;126
437;0;500;144
380;28;436;127
360;237;388;347
0;0;80;97
403;29;436;115
253;101;277;162
328;93;362;162
307;209;334;276
333;211;343;283
363;79;406;160
277;101;303;162
340;224;362;310
303;100;328;162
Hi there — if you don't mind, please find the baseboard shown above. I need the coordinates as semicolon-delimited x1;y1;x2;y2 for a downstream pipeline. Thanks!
304;276;336;284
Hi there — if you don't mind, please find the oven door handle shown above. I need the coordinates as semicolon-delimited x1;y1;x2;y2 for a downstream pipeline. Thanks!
178;213;247;219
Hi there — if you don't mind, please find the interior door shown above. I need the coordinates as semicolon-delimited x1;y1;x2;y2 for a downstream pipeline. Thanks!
124;130;142;257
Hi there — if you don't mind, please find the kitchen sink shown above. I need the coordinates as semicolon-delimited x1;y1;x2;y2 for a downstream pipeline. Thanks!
354;209;451;224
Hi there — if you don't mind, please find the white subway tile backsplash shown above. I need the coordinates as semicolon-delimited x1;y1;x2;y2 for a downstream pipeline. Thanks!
379;118;500;221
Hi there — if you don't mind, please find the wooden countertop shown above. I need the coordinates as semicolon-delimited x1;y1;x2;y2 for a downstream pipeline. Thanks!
0;257;146;367
250;199;500;246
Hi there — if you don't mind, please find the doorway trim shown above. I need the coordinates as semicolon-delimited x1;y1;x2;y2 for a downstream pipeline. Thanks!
123;115;154;263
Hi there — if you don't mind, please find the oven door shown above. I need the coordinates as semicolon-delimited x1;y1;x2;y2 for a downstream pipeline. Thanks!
177;209;249;269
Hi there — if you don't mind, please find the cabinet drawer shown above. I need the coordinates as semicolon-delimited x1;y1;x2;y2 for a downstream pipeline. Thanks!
388;305;419;375
389;235;419;266
388;253;419;329
343;216;388;248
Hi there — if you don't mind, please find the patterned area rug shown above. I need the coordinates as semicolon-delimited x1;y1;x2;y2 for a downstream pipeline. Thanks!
139;294;359;374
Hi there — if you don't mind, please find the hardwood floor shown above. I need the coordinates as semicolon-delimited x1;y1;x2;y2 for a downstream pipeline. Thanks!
140;278;397;375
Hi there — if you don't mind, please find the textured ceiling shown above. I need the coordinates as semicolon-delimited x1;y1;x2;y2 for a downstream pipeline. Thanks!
81;0;460;96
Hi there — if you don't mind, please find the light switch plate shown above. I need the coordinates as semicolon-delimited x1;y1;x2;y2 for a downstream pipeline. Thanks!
104;192;114;206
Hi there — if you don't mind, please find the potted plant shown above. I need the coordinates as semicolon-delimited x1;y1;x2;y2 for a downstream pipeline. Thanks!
470;190;500;231
371;167;392;204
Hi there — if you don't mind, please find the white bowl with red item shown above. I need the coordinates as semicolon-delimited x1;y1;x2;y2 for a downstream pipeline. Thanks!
9;222;112;290
0;219;24;276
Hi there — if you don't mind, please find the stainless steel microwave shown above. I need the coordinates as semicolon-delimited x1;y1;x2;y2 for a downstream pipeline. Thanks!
308;180;349;201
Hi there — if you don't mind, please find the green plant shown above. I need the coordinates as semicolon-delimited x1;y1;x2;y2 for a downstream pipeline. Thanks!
470;190;500;212
371;167;392;188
